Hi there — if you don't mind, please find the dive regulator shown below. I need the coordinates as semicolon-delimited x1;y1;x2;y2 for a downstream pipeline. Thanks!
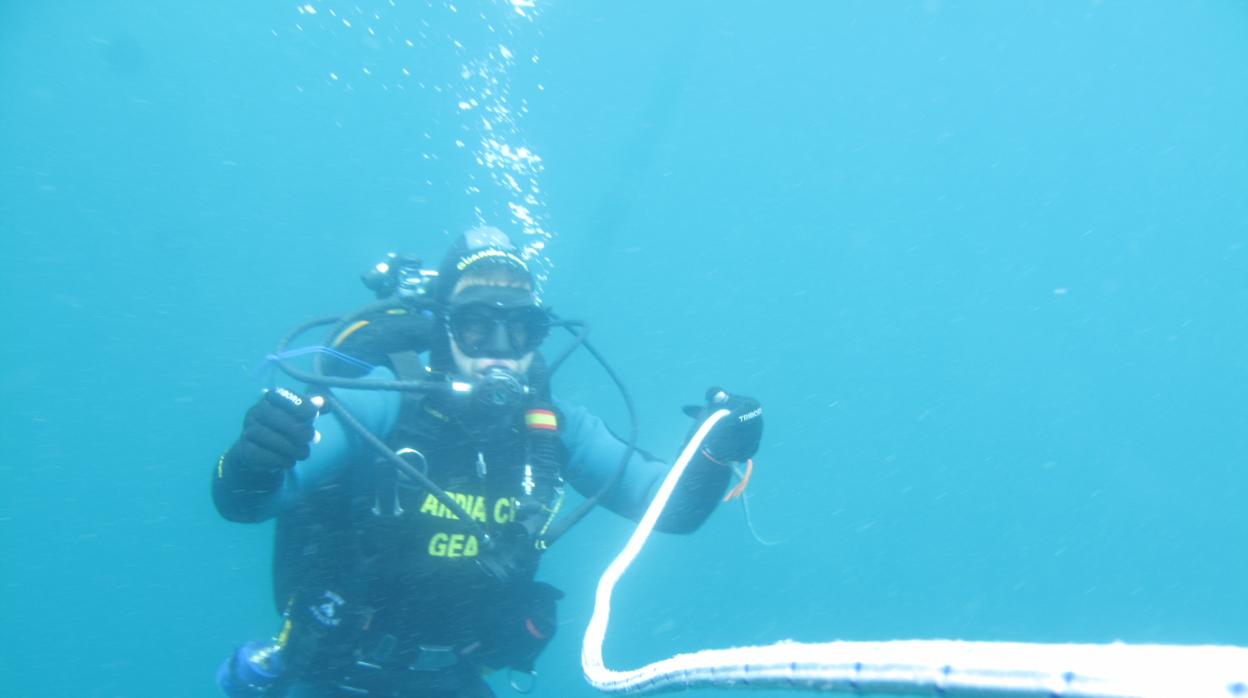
473;366;529;410
361;252;438;300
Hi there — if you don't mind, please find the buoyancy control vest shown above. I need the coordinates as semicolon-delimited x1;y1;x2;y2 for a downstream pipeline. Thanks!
270;307;567;652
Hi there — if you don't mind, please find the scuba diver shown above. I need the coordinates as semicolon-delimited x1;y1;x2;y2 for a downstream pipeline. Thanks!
211;226;764;698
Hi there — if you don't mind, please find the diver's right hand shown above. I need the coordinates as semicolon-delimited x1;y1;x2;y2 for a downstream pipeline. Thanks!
229;388;322;475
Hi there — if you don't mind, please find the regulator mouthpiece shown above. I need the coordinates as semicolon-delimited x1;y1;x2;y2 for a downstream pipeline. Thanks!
475;366;528;410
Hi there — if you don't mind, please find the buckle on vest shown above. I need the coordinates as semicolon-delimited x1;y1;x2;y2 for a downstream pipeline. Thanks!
372;448;428;517
408;645;460;672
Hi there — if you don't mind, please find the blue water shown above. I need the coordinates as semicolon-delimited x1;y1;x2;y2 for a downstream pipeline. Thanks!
3;2;1247;696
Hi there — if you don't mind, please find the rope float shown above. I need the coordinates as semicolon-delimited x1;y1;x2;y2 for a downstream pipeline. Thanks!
581;409;1248;698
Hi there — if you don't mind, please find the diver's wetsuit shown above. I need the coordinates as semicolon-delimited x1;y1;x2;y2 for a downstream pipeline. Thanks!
213;368;731;697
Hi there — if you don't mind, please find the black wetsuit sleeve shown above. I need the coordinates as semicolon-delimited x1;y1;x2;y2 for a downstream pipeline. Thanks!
556;400;731;534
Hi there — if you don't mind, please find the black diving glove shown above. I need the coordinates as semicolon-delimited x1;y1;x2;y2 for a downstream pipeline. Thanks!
478;581;564;674
682;387;764;464
225;387;321;478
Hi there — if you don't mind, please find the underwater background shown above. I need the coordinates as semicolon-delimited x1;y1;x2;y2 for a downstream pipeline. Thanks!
2;1;1247;696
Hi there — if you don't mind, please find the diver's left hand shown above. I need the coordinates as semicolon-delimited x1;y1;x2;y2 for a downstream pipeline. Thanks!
683;387;763;463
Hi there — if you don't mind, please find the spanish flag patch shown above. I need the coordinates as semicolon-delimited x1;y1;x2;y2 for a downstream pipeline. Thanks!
525;409;558;431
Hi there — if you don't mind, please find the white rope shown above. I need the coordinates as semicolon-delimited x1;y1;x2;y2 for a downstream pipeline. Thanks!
581;409;1248;697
